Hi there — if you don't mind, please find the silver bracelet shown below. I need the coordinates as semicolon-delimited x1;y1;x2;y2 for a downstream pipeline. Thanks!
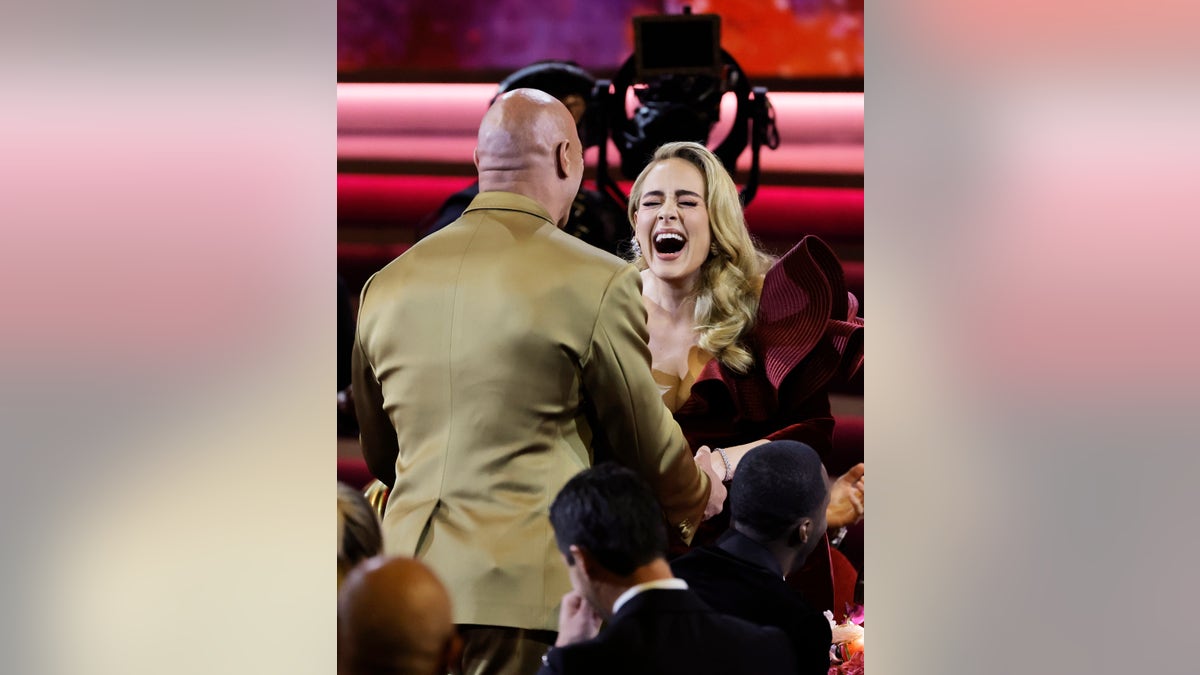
713;447;733;482
830;526;849;548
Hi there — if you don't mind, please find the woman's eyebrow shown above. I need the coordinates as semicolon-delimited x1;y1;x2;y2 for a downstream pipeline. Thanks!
641;189;702;198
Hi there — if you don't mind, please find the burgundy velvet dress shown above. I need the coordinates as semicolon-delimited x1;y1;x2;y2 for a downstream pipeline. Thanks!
668;235;864;618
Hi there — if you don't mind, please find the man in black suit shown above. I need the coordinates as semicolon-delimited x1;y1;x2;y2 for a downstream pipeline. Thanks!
539;463;797;675
671;440;835;675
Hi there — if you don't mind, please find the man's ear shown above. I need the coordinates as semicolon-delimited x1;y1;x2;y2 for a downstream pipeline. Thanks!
570;544;598;577
473;147;481;171
555;140;571;179
788;517;814;547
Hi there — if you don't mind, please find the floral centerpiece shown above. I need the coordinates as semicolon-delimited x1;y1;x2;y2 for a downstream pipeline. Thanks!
827;605;864;675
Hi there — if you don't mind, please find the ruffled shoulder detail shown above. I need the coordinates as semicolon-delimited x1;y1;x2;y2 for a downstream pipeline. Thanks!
758;235;864;391
691;236;864;405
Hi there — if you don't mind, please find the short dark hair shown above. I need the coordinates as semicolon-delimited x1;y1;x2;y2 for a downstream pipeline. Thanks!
548;463;667;576
730;441;828;541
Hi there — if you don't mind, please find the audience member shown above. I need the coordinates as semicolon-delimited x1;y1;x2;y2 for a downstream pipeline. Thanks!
352;89;726;675
627;140;865;613
672;441;834;675
541;464;797;675
337;481;383;588
338;555;462;675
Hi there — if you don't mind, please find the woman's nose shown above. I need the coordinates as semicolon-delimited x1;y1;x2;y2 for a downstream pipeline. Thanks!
658;203;678;220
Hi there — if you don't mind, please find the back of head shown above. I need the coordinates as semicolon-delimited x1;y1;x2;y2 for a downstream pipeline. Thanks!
475;88;584;226
549;464;667;576
337;556;459;675
730;441;828;542
337;482;383;588
492;60;600;147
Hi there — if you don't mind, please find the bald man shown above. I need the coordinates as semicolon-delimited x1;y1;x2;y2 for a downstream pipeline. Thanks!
352;88;725;674
338;556;462;675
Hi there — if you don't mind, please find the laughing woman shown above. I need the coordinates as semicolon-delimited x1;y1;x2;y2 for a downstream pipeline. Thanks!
628;141;865;615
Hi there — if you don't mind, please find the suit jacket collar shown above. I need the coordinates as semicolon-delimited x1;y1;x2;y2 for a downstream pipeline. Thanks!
611;587;707;623
612;577;688;616
463;191;556;226
716;530;786;578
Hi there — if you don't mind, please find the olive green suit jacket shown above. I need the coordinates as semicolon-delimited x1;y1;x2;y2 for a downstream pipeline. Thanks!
352;191;709;631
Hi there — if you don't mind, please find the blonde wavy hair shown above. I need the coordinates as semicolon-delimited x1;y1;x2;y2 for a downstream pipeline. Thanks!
627;142;774;373
337;482;383;588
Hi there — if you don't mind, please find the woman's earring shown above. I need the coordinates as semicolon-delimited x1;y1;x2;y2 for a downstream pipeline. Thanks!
631;238;643;257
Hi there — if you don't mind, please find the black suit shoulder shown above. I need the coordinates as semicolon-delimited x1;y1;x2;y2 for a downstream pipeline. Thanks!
538;589;796;675
673;548;833;675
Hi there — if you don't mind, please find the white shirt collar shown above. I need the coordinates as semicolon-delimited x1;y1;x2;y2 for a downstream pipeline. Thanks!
611;578;689;616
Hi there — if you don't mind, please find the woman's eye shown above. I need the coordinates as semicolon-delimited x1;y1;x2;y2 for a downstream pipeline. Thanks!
679;201;698;207
641;201;660;208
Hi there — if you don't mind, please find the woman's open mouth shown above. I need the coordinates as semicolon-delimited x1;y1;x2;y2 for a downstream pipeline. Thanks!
653;231;687;259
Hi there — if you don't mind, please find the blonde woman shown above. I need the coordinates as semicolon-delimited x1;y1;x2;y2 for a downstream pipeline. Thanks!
629;141;865;614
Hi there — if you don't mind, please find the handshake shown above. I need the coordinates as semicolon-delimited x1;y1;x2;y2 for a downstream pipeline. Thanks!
694;442;865;529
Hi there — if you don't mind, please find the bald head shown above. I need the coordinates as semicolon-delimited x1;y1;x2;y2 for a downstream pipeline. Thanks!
337;556;460;675
475;88;584;227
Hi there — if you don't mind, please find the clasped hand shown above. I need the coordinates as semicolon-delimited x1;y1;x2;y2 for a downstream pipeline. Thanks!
827;462;865;529
693;446;727;520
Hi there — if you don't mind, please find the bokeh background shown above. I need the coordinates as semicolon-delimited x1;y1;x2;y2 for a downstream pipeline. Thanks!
2;0;1199;674
338;0;863;81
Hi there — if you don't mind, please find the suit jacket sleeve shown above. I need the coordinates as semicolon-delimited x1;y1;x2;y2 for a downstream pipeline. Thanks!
580;264;709;544
792;609;835;675
350;274;400;488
